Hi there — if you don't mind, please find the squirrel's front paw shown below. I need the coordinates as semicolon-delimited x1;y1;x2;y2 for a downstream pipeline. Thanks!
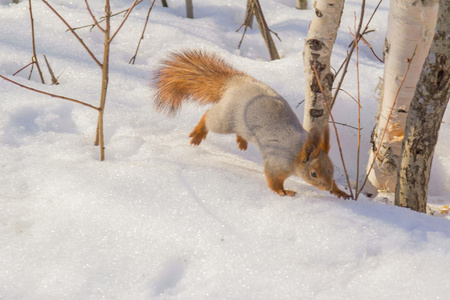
330;188;351;200
330;181;352;200
278;189;296;197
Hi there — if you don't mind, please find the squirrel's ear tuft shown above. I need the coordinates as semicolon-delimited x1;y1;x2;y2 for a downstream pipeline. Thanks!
299;131;321;163
320;125;331;154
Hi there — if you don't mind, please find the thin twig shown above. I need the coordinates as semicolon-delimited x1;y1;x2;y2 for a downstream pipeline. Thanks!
29;0;45;84
354;12;362;198
331;0;383;109
130;0;156;64
0;74;99;111
109;0;143;42
41;0;102;68
332;122;361;131
70;9;130;32
356;49;416;199
251;0;281;60
28;63;35;80
360;35;383;63
347;29;375;47
236;0;254;49
12;62;34;76
43;55;59;85
236;0;280;60
312;65;354;200
333;87;362;108
85;0;106;33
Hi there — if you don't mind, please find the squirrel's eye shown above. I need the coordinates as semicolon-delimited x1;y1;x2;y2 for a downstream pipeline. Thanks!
311;171;317;178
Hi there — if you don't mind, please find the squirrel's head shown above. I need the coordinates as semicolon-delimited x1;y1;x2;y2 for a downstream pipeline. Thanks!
296;126;334;192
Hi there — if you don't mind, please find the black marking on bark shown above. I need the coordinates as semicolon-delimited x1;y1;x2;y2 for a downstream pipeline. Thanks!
437;70;444;89
310;109;323;118
310;60;326;73
306;39;324;51
324;73;334;90
311;77;321;93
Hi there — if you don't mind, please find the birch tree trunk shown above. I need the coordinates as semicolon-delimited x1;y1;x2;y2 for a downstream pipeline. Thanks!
303;0;344;131
395;0;450;213
365;0;438;193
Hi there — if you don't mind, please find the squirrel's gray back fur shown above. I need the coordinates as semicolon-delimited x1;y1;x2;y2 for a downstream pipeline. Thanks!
205;74;307;174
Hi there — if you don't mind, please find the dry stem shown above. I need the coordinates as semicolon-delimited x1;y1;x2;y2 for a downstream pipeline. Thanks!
130;0;157;65
312;65;354;200
109;0;143;42
43;55;59;85
42;0;102;68
85;0;106;33
331;0;384;109
14;0;46;83
353;12;362;197
70;9;130;32
0;74;99;111
236;0;280;60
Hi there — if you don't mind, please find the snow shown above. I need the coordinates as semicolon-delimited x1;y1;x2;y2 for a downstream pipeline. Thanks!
1;0;450;299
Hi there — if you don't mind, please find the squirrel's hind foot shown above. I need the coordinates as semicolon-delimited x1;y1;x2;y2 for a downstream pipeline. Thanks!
236;135;248;151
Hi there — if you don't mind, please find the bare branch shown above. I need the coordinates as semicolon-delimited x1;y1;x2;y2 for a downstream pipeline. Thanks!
236;0;254;49
354;12;362;197
13;61;34;76
41;0;102;68
109;0;143;43
70;9;131;32
236;0;280;60
85;0;106;33
29;0;45;84
330;0;367;109
130;0;156;64
0;74;99;111
43;55;59;85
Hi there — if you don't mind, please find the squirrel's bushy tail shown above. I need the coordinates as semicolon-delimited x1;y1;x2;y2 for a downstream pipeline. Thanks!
153;50;243;115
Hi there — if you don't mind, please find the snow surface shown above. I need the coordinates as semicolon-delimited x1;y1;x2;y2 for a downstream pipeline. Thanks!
1;0;450;299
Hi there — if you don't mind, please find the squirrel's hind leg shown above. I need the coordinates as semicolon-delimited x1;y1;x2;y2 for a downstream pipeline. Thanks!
265;170;296;196
236;135;248;151
189;112;209;145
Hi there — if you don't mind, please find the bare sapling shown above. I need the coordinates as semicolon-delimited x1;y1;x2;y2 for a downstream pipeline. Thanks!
13;0;45;84
236;0;281;60
87;0;143;160
42;0;142;160
2;0;143;161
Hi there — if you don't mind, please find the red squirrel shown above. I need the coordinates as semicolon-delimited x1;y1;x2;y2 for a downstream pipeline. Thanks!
153;50;350;199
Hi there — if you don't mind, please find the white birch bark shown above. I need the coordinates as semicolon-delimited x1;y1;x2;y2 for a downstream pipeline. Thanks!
303;0;344;131
365;0;438;193
395;0;450;212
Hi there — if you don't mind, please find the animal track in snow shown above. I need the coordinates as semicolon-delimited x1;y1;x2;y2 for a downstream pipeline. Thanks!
152;258;186;296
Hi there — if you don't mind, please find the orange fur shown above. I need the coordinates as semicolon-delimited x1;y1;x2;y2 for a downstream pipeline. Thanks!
153;50;243;115
236;135;248;151
265;170;296;196
320;125;331;154
189;112;209;145
298;126;330;163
